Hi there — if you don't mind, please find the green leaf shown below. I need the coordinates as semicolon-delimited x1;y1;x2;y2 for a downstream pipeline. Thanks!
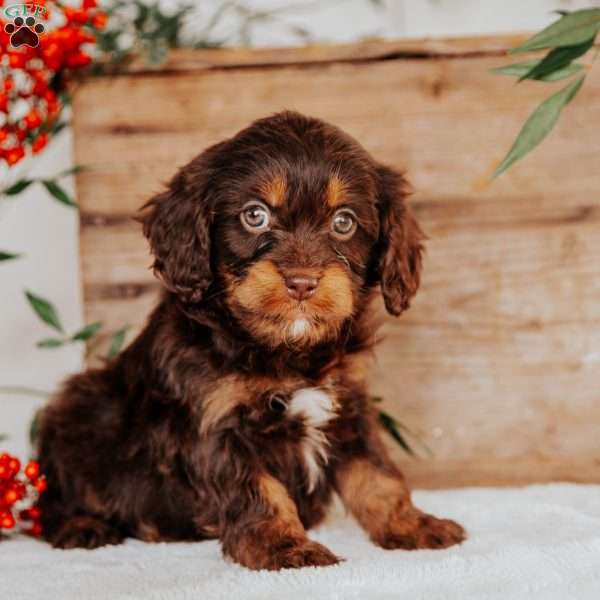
42;179;77;208
37;337;66;348
71;322;103;342
148;44;169;65
106;327;129;359
3;179;34;195
58;91;72;107
491;60;584;81
0;250;21;261
393;420;434;458
378;410;415;456
511;9;600;53
519;36;595;81
25;290;64;333
51;120;69;135
0;433;7;442
494;75;585;177
29;409;41;446
57;165;87;178
288;24;311;40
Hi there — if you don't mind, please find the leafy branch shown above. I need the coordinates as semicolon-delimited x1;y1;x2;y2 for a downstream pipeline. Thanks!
92;0;331;70
493;8;600;176
2;166;83;208
91;0;196;69
0;251;21;262
0;386;51;399
105;327;129;360
24;290;127;358
372;397;432;457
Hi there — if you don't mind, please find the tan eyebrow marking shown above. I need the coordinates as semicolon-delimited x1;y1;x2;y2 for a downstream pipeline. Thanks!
259;174;287;207
325;174;348;207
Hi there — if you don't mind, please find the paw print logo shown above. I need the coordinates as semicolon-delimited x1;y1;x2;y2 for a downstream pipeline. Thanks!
4;16;45;48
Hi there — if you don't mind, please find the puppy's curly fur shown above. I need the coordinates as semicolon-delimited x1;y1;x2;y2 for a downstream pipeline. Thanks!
37;112;465;569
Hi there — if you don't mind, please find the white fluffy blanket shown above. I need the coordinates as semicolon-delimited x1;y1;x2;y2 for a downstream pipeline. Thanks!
3;484;600;600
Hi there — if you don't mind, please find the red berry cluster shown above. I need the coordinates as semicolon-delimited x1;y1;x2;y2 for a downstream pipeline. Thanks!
0;0;108;166
0;453;45;537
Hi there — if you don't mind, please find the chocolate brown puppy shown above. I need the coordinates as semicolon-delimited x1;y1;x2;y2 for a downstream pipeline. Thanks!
37;111;465;569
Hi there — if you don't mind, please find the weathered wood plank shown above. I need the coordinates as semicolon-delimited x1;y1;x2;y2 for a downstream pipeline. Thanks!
74;56;600;217
73;38;600;488
121;34;526;73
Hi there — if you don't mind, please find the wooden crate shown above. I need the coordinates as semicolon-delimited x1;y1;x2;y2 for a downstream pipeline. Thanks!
72;35;600;488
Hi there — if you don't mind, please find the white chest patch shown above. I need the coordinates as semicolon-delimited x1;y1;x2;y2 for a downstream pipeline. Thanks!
287;388;336;493
289;318;310;339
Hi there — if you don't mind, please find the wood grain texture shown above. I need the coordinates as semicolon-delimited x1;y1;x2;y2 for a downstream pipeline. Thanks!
72;38;600;488
121;34;525;72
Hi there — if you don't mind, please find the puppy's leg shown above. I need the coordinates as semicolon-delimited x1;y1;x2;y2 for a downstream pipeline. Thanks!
335;457;465;550
48;515;125;549
39;473;124;550
221;473;339;570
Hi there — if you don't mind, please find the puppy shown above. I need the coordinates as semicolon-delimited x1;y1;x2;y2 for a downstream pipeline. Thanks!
37;111;465;569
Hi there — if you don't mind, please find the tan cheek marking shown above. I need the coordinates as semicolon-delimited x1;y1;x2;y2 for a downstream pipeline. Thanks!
260;174;287;207
230;260;289;314
226;261;354;347
311;264;354;318
326;175;348;208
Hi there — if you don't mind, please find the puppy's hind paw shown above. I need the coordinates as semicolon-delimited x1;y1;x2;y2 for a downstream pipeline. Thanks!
50;516;124;549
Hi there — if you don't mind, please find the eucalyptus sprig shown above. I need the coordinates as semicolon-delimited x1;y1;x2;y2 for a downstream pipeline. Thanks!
493;9;600;176
24;290;128;358
91;0;326;70
0;251;21;262
371;397;432;458
91;0;196;69
2;166;84;207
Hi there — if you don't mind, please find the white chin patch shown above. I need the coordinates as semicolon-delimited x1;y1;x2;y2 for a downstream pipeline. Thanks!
288;388;336;493
289;318;310;338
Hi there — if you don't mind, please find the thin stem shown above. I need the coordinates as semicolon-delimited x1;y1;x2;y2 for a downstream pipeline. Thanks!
0;386;51;398
200;0;237;38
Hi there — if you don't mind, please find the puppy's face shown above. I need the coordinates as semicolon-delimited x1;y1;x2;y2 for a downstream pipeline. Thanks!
214;139;380;347
142;112;424;348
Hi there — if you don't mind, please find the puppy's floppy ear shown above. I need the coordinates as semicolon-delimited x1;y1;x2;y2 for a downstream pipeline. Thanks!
140;144;223;303
376;165;425;316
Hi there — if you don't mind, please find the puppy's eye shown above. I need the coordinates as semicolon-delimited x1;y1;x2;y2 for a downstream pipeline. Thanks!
331;208;357;240
240;201;271;233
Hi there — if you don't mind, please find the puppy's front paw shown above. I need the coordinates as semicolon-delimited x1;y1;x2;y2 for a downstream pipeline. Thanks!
276;539;340;570
377;510;466;551
229;536;340;570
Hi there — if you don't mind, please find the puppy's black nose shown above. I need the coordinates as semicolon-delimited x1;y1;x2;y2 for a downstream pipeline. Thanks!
285;275;319;301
